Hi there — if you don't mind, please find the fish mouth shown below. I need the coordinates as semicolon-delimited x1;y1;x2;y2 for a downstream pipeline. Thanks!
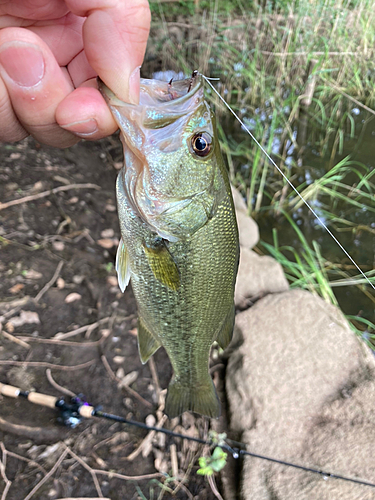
98;71;202;113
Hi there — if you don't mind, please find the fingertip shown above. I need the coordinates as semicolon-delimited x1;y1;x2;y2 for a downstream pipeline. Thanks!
56;86;118;140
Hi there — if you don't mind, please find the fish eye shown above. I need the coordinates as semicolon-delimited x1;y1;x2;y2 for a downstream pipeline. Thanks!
190;132;212;157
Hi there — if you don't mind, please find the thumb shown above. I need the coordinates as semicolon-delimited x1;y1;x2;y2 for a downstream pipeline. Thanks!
66;0;150;104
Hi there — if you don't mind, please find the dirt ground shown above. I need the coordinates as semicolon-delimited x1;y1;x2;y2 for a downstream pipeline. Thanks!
0;136;230;500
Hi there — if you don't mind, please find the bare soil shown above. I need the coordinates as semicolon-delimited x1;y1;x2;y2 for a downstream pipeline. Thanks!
0;137;225;500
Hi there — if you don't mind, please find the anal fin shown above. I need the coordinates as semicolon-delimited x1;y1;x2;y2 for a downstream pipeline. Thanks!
143;238;180;291
216;304;235;350
116;238;131;292
137;316;161;364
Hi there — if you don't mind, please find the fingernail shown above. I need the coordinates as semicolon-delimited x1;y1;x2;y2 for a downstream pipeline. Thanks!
0;42;45;87
60;118;99;136
129;66;141;104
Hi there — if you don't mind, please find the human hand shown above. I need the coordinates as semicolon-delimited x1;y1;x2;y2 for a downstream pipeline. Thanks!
0;0;151;147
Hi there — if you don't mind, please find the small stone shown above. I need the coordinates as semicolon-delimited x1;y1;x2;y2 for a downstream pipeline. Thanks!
118;370;138;388
101;228;115;238
52;241;64;252
5;322;14;333
105;204;116;212
64;292;81;303
56;277;65;289
72;275;84;284
116;367;125;379
67;196;78;204
145;414;156;427
97;238;115;249
113;356;125;364
107;276;118;287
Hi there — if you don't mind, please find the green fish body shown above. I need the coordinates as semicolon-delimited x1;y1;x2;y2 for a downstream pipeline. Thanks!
100;75;239;418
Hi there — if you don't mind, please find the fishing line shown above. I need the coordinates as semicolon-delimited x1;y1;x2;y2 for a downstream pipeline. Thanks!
200;74;375;292
1;381;375;489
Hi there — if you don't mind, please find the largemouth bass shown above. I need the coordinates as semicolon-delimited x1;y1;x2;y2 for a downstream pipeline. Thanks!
99;73;239;418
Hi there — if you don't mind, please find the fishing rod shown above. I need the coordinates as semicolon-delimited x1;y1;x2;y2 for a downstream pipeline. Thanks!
1;381;375;489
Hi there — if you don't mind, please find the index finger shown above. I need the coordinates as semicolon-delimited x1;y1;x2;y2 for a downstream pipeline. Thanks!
65;0;151;104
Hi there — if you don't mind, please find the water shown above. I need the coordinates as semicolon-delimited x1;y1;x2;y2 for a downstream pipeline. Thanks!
227;106;375;325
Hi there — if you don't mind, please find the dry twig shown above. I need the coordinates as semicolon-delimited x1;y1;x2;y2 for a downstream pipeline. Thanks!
0;183;100;211
0;324;30;349
34;261;64;303
0;417;66;442
100;354;152;408
15;336;106;347
0;443;12;500
149;357;161;403
0;359;96;371
125;415;168;462
208;474;224;500
54;317;111;340
2;447;47;475
46;369;76;397
64;446;104;497
23;448;69;500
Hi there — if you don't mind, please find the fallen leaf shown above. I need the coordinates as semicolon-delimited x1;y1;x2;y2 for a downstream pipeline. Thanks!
9;283;24;294
24;269;43;280
65;293;81;304
8;310;40;327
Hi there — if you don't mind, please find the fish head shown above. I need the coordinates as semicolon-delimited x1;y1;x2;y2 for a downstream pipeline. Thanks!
99;74;227;241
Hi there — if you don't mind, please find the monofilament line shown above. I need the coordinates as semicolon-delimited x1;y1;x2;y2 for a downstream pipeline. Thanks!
201;74;375;291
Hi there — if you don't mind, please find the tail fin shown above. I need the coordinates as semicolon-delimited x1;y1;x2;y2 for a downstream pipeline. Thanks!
165;378;220;418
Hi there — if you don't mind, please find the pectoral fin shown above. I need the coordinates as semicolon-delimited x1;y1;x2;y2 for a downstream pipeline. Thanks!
116;238;131;292
216;304;235;350
138;316;161;364
143;238;180;291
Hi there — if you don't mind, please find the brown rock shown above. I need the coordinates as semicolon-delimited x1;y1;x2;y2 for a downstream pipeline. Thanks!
225;289;375;499
235;248;288;308
232;186;259;249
